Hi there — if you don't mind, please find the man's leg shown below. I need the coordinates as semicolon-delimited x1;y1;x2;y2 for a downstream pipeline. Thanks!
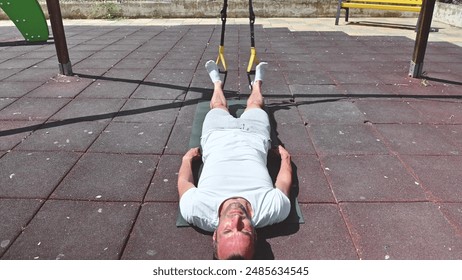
245;62;267;111
206;60;228;111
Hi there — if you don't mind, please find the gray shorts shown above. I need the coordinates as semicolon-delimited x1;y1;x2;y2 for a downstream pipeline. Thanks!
202;108;271;139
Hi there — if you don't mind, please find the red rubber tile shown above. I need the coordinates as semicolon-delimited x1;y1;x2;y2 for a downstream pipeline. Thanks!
0;98;16;110
258;204;358;259
323;155;426;202
308;124;388;156
436;125;462;149
52;153;159;201
355;99;424;124
0;151;80;199
266;101;302;124
15;121;107;152
114;99;181;123
298;100;366;124
2;200;139;260
145;155;182;202
0;82;43;98
291;155;335;203
439;203;462;234
0;199;42;255
274;123;316;155
341;202;462;259
0;98;69;121
401;155;462;202
88;122;173;154
0;120;42;151
26;76;92;98
408;100;462;124
130;83;186;100
50;98;125;121
289;84;346;97
164;123;192;155
122;202;212;259
376;124;461;155
78;80;138;99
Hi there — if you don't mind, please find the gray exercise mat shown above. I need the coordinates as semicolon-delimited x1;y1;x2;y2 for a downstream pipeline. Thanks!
177;100;304;227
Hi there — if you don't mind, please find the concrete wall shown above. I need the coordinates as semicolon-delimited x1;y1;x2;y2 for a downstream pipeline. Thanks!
0;0;420;20
434;2;462;27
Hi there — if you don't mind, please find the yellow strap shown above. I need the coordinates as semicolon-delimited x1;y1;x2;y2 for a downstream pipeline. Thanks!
342;3;421;12
216;45;227;71
246;47;259;73
345;0;422;4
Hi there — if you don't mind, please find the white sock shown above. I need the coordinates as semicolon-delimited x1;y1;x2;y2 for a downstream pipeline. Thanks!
205;60;221;83
254;62;268;82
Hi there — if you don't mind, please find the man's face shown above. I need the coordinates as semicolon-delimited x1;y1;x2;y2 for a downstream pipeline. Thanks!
213;201;256;259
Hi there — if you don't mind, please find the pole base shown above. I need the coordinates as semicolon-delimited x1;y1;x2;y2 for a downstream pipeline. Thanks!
59;61;73;76
409;61;424;78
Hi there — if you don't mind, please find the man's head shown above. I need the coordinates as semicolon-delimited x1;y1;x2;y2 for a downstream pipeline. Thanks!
213;198;257;260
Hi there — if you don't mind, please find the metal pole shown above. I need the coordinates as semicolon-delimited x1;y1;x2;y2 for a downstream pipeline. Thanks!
409;0;436;78
46;0;73;76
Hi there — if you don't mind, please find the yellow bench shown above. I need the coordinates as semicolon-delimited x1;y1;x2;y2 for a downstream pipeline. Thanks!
335;0;422;25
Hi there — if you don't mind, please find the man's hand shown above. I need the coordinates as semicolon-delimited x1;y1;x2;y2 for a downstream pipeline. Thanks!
178;147;201;199
274;145;292;198
276;145;291;160
182;147;201;162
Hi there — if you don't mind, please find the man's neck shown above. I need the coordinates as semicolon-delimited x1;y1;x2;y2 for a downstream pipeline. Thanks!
218;197;254;218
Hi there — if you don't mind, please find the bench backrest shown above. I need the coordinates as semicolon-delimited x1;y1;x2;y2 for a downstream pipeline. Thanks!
346;0;422;4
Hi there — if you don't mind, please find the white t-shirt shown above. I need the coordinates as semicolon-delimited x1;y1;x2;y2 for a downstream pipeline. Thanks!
180;127;291;232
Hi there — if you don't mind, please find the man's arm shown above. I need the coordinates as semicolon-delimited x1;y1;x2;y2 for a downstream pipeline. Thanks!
274;145;292;198
177;147;201;199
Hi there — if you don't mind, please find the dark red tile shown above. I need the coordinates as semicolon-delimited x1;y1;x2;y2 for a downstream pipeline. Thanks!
258;204;358;259
291;155;335;203
401;155;462;202
114;99;181;123
52;153;158;201
409;100;462;124
376;124;461;155
439;203;462;234
0;151;80;198
0;199;43;255
323;155;426;202
274;123;316;155
130;83;186;100
89;122;172;154
0;120;43;151
0;98;69;121
0;98;16;110
308;124;388;156
289;84;346;97
15;121;107;152
266;101;302;124
2;200;139;260
340;202;462;259
0;82;43;98
164;123;192;155
50;98;125;121
145;155;182;202
298;100;366;124
355;99;424;124
436;125;462;149
78;80;138;99
26;76;93;98
122;202;212;259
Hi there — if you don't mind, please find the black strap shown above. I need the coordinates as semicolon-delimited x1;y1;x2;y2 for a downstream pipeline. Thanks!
220;0;227;47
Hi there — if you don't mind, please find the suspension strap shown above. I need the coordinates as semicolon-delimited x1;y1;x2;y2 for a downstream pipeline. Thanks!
246;0;259;87
216;0;228;87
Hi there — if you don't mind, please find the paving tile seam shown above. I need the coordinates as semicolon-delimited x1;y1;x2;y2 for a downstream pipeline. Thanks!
0;198;47;259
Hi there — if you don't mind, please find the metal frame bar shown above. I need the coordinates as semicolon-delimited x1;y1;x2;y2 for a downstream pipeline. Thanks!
46;0;73;76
